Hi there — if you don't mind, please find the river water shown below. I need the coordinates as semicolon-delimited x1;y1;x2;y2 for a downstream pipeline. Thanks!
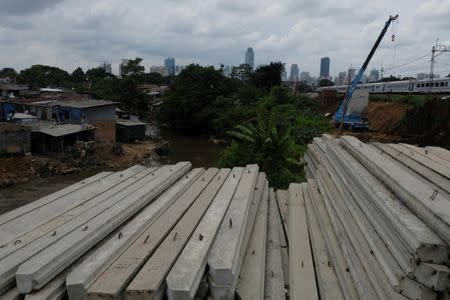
0;125;225;214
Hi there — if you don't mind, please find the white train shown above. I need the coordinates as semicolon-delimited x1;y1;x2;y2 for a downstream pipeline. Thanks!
318;78;450;94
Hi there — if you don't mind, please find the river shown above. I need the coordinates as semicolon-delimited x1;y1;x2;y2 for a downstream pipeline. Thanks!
0;125;225;214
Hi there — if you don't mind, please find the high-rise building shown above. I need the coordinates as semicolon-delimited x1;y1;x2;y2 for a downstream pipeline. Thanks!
99;61;112;74
223;65;232;78
290;64;299;81
245;47;254;70
368;69;380;82
300;71;311;82
320;57;330;78
164;57;176;76
150;66;167;76
119;59;130;78
348;68;356;83
337;71;347;85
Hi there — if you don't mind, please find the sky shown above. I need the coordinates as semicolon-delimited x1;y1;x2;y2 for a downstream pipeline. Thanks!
0;0;449;78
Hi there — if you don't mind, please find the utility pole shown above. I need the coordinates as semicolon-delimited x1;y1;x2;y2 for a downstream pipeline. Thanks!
430;38;450;92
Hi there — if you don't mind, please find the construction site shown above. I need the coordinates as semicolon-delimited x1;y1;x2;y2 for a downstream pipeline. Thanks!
0;133;448;300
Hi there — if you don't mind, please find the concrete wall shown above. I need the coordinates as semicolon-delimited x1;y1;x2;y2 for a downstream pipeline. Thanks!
0;122;31;154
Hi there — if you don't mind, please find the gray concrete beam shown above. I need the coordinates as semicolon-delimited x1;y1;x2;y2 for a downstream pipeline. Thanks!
288;183;318;300
125;169;230;300
340;135;450;244
165;167;244;300
0;287;21;300
207;164;259;287
372;142;450;194
318;154;436;299
425;146;450;162
15;162;191;293
276;201;290;298
274;189;288;242
84;168;218;300
0;171;112;227
0;166;145;247
400;143;450;169
304;183;344;300
66;168;205;300
391;144;450;180
306;179;359;300
0;167;157;262
235;181;268;300
0;167;159;295
263;188;285;300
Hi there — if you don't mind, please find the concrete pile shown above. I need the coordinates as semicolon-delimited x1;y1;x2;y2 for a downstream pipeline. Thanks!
0;162;290;300
303;134;450;300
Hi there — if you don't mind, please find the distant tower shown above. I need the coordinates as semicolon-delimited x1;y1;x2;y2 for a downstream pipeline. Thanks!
290;64;299;81
245;47;254;70
320;57;330;78
164;57;176;76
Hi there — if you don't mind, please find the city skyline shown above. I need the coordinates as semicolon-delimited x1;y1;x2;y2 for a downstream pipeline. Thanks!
0;0;448;78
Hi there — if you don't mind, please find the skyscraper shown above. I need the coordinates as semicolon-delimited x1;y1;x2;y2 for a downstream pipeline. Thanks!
164;57;176;76
290;64;299;81
368;69;380;82
245;47;254;70
320;57;330;78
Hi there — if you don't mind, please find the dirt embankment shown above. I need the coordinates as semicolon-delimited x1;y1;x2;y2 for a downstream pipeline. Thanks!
0;141;159;188
363;101;413;134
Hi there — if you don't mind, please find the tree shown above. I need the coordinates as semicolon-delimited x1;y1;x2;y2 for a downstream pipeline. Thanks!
71;67;86;90
318;78;334;87
86;67;114;82
121;57;145;77
230;64;252;81
17;65;72;88
251;62;284;92
159;64;235;131
0;68;18;81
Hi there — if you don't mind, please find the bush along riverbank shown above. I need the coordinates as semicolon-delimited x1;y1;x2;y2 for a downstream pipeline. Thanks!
159;64;330;188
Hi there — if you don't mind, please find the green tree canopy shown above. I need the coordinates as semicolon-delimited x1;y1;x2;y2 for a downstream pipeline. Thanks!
121;57;145;77
0;68;18;81
17;65;72;88
251;62;284;92
230;64;253;81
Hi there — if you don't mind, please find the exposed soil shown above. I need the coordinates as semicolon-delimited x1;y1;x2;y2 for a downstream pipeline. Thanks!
363;101;413;134
0;141;159;188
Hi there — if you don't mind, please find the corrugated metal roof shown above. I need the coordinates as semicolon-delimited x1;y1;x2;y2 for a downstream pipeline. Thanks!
36;124;94;137
116;120;147;127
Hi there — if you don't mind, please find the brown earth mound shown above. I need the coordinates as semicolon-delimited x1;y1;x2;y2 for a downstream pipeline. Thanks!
363;102;413;133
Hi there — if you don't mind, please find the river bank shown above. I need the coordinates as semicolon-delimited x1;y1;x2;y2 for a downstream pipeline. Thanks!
0;124;224;214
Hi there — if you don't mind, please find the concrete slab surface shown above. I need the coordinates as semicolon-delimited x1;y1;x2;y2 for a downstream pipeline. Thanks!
235;181;268;300
341;136;450;244
288;183;318;300
16;162;191;293
304;183;344;300
125;169;229;300
85;168;217;300
263;188;285;300
207;164;259;287
0;171;112;227
66;168;205;300
274;189;288;241
166;167;244;300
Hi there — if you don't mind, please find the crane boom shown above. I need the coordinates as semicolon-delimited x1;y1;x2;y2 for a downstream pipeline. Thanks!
334;14;399;132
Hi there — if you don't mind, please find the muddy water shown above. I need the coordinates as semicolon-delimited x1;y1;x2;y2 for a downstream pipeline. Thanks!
0;125;224;214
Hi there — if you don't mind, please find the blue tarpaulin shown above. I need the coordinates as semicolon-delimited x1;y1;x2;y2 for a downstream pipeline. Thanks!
2;103;15;121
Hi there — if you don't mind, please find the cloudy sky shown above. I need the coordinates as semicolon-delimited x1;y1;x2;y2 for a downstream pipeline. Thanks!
1;0;449;77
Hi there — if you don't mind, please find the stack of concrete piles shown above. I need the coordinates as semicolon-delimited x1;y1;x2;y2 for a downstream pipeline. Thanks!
303;134;450;300
0;162;291;300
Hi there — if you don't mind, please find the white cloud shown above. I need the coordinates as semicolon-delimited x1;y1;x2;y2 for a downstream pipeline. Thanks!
0;0;448;78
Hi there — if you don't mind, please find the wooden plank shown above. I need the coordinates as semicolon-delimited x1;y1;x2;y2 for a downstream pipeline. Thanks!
288;183;318;300
125;169;230;299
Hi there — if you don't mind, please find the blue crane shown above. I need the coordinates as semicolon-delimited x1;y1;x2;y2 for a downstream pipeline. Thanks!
333;14;399;132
